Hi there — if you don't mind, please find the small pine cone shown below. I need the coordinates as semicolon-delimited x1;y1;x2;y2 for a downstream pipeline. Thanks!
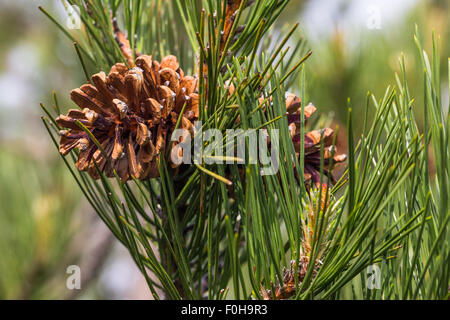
284;96;346;186
258;90;346;186
302;127;346;187
226;81;346;186
56;55;198;182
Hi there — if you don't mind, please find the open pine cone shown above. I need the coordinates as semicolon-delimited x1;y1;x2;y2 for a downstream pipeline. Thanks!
284;96;347;187
56;54;198;181
231;85;346;187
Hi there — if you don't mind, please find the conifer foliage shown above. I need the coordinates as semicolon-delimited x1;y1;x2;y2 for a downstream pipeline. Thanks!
40;1;448;299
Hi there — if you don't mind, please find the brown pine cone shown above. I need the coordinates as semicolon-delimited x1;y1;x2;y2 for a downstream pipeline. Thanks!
253;89;346;186
56;54;198;181
225;80;346;186
284;96;347;186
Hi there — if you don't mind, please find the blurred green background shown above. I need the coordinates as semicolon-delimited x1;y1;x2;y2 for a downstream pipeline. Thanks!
0;0;448;299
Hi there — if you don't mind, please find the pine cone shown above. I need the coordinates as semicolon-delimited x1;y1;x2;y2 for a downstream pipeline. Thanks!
226;81;346;187
284;95;346;186
56;54;198;181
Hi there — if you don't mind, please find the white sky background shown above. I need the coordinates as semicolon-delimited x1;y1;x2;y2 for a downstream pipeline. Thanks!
300;0;420;41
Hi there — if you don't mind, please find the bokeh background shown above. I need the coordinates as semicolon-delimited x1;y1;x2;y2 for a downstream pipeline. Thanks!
0;0;448;299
